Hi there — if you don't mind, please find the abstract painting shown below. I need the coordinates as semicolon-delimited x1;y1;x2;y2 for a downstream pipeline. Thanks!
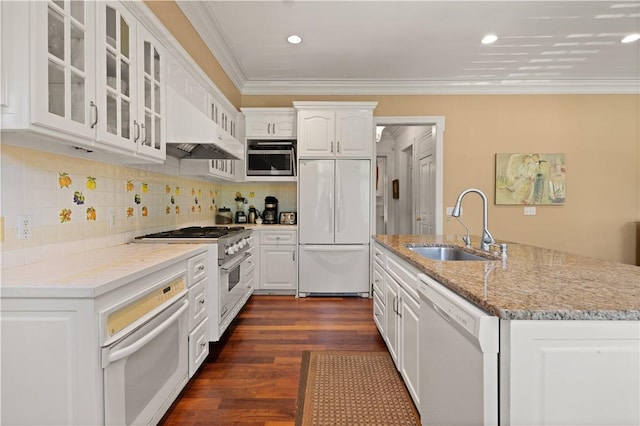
495;153;566;205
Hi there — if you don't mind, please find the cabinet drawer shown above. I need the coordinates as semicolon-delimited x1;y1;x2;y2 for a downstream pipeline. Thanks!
373;291;385;335
373;263;385;298
387;251;420;300
188;279;208;331
260;230;297;245
187;252;208;287
374;244;386;265
188;318;209;378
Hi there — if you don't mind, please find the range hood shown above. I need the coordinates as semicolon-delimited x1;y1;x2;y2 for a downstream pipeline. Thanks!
166;86;244;160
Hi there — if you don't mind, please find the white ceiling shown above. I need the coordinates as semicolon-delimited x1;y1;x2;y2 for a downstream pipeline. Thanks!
177;1;640;95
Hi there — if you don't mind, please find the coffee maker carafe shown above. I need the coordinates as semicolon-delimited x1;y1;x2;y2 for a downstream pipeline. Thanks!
263;196;278;224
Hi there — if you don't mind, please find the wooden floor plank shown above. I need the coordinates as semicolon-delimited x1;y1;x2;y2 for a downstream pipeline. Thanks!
159;295;386;426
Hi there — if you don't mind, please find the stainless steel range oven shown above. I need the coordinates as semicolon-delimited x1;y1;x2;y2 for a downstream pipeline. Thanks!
135;227;255;342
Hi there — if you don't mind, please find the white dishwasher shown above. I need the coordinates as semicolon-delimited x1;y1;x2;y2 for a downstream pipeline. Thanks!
417;273;499;426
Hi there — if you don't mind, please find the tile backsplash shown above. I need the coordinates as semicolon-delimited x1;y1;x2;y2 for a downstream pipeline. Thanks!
1;145;297;269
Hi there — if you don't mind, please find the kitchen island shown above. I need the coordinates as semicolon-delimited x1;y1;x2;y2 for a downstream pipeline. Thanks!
375;234;640;320
372;234;639;426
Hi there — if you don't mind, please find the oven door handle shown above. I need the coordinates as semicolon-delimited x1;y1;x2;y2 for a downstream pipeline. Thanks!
103;299;189;367
220;252;252;272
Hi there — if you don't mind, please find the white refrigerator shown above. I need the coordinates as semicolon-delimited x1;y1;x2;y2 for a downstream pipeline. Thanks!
298;159;371;295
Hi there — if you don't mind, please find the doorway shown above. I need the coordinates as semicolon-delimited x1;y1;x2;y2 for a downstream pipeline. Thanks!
374;116;445;236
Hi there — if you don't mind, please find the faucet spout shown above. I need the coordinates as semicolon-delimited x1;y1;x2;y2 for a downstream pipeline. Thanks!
452;188;495;251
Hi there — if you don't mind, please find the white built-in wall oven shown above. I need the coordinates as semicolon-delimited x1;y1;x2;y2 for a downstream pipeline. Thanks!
100;262;190;426
136;227;255;342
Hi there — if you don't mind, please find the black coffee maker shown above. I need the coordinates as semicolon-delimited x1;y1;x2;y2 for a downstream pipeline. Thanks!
263;196;278;224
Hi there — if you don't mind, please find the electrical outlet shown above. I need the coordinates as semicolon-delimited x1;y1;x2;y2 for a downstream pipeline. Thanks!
18;215;32;239
524;206;536;216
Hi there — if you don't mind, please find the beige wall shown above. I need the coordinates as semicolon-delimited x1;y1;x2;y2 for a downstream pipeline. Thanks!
147;4;640;264
246;94;640;264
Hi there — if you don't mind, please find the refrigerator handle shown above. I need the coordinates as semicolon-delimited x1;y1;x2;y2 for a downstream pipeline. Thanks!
328;171;334;235
335;165;341;234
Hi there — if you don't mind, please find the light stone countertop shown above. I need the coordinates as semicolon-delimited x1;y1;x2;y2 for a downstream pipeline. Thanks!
374;235;640;320
1;243;207;299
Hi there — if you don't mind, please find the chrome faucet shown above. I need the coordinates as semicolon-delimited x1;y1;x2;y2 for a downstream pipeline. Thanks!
451;188;495;251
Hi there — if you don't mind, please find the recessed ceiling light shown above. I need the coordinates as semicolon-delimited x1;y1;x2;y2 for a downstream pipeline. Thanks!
287;35;302;44
621;33;640;43
481;34;498;44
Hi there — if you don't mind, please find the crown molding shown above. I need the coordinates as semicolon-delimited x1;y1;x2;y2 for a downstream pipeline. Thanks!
242;79;640;95
177;2;248;93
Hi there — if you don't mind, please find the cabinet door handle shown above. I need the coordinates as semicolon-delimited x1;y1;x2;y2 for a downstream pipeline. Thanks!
268;123;271;134
331;141;334;153
141;123;147;144
293;251;296;261
337;141;340;153
90;101;98;128
134;120;140;142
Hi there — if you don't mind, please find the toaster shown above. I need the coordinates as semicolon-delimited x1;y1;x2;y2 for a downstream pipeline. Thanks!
279;212;297;225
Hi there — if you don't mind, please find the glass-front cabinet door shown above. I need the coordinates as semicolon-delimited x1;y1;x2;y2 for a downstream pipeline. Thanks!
136;26;165;161
96;2;136;153
32;0;96;139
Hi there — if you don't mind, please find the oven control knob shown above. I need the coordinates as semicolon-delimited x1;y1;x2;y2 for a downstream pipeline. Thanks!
239;239;246;248
226;245;234;255
234;242;241;250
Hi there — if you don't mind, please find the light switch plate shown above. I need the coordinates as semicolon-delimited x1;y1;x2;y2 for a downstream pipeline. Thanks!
524;206;536;215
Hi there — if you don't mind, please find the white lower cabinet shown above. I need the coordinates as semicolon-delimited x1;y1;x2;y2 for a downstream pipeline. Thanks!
0;251;204;425
398;285;420;405
376;242;421;407
188;318;209;377
383;271;400;363
500;320;640;426
372;260;385;335
1;299;100;425
373;241;640;425
253;229;298;294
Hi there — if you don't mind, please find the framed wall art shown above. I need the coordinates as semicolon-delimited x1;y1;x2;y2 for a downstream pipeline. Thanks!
495;153;566;205
392;179;399;199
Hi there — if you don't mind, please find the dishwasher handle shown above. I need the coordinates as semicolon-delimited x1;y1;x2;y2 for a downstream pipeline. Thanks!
103;298;189;367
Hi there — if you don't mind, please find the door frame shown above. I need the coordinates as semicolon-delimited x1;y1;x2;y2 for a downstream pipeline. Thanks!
374;116;445;234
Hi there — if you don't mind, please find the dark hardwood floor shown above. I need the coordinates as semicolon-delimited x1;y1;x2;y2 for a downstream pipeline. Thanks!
159;295;387;426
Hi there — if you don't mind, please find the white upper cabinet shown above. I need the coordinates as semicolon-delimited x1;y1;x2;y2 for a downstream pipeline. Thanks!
1;0;165;163
242;108;296;139
21;0;97;140
294;102;377;159
95;2;165;161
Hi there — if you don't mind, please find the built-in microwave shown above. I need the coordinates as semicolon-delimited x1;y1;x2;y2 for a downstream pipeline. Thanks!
246;140;296;176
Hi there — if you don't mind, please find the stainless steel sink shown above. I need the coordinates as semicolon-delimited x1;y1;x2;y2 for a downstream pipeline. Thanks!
407;245;491;261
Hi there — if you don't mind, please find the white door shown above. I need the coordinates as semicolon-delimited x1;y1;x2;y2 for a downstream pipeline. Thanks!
298;159;334;244
335;160;370;244
415;129;436;234
416;154;435;234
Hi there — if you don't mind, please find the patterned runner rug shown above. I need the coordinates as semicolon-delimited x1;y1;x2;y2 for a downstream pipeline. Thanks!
296;350;421;426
